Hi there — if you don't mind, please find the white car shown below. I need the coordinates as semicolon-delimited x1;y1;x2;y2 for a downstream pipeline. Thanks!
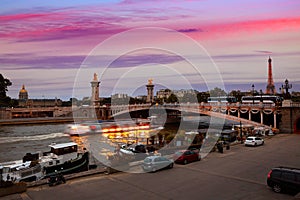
245;136;264;146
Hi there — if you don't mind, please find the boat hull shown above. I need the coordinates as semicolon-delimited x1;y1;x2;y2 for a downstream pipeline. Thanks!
43;152;89;178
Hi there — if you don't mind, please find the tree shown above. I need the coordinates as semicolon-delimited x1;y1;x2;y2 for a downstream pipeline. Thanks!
0;74;12;98
229;90;242;102
166;93;178;103
197;92;210;103
209;87;227;97
0;74;12;107
179;93;198;103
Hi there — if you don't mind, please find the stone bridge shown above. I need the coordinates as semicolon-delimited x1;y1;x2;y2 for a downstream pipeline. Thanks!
73;101;300;133
110;103;278;129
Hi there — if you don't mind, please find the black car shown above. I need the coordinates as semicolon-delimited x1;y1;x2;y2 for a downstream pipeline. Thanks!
267;167;300;194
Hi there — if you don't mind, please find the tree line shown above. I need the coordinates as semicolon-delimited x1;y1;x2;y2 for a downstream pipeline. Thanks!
0;74;18;107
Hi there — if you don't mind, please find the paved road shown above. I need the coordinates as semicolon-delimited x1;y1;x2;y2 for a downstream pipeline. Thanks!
3;134;300;200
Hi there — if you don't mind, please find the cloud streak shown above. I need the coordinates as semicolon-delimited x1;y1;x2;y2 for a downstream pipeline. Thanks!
0;54;85;70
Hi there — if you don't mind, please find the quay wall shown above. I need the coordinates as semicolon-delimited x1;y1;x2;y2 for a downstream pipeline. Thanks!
0;117;74;126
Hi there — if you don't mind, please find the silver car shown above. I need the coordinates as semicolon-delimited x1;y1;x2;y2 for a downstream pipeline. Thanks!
142;156;174;172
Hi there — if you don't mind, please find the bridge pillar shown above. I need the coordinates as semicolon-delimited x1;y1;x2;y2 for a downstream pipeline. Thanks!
238;110;240;118
273;112;277;129
260;110;263;124
248;110;251;121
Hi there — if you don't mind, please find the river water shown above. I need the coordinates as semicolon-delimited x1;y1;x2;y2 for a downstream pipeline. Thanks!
0;116;234;163
0;124;71;163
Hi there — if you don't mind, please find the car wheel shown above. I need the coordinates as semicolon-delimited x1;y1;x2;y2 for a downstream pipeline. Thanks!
254;143;257;146
151;167;157;172
183;160;188;165
272;184;282;193
262;141;264;145
169;163;173;169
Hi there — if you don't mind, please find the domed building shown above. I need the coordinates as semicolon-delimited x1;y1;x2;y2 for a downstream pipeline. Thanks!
19;84;28;100
17;84;62;109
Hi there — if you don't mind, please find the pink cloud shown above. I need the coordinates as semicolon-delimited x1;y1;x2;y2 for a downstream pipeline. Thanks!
0;9;127;41
185;17;300;40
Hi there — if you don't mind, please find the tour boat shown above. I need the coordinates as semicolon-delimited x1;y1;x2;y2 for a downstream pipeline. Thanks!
65;118;163;136
0;142;89;183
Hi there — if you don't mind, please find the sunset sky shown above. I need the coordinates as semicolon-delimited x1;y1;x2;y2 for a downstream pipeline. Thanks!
1;0;300;100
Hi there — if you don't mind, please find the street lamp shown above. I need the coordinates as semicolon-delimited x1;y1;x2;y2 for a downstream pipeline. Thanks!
240;121;243;144
260;89;263;102
282;79;292;99
42;95;45;107
251;84;255;104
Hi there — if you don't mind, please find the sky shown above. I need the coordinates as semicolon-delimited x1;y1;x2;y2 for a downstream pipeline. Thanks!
1;0;300;100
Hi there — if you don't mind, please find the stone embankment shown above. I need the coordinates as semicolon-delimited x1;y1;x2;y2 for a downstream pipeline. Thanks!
0;117;74;126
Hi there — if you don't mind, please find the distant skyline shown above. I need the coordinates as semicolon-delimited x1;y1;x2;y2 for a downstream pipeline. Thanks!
1;0;300;100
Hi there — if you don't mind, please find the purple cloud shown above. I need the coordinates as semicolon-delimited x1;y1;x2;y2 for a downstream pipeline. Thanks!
254;50;273;54
0;54;86;70
110;53;184;68
177;28;203;33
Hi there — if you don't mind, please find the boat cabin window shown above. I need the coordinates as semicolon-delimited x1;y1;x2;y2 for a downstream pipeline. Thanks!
51;145;77;155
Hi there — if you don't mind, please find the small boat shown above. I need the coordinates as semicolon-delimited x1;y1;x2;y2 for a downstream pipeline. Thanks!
0;142;89;183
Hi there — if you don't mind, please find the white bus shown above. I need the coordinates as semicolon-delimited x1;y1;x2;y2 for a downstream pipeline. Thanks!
241;95;282;104
207;96;237;103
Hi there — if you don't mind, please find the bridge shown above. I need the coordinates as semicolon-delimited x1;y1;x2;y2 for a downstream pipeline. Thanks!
110;102;278;129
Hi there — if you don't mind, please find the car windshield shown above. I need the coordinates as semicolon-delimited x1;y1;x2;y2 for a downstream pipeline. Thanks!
144;157;152;163
175;152;183;156
247;138;253;140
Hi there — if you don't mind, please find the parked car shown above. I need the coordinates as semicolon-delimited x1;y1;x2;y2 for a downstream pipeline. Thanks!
244;136;264;146
142;156;174;172
173;149;201;165
267;166;300;194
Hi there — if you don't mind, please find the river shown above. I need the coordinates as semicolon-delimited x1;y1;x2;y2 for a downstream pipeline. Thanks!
0;116;235;163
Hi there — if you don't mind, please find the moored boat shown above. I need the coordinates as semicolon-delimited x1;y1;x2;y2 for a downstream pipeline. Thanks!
0;142;89;183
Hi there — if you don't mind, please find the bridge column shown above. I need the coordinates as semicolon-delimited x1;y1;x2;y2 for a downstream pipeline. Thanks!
238;109;240;118
273;112;277;129
248;110;251;121
260;110;263;124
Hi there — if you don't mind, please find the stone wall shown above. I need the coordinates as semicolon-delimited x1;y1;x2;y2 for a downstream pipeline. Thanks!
0;108;12;119
279;106;300;133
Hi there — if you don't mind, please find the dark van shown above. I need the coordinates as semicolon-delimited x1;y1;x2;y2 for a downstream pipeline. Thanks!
267;167;300;194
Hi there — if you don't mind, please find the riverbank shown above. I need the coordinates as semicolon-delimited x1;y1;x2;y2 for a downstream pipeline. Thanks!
0;117;74;126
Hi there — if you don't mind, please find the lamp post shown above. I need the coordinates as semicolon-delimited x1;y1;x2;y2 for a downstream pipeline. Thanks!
282;79;292;99
260;89;263;102
42;95;45;107
282;79;293;133
240;121;243;144
251;84;255;104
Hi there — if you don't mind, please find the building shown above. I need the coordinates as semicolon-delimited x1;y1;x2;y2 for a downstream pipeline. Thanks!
18;85;62;108
156;89;172;99
173;89;198;98
19;85;28;100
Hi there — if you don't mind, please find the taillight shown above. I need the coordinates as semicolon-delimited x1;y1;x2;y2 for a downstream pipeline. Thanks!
267;170;272;179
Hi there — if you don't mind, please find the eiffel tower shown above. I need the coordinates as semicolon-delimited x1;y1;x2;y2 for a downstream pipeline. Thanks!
266;57;276;94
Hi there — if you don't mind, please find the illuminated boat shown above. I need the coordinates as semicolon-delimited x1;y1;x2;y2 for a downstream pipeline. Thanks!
65;118;163;136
